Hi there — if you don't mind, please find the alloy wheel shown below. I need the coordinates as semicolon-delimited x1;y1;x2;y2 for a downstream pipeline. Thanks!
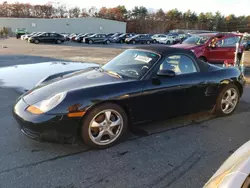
221;88;238;114
88;109;123;146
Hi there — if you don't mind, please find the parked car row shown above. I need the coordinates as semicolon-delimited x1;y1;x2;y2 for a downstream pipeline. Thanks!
64;32;190;45
19;30;193;46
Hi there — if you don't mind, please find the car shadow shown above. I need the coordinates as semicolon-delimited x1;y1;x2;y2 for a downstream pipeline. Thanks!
0;55;76;67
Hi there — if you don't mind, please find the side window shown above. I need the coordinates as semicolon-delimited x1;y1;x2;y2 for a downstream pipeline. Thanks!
217;36;240;47
50;33;56;37
159;55;197;75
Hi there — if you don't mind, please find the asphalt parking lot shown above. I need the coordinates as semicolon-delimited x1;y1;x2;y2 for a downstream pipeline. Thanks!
1;38;250;188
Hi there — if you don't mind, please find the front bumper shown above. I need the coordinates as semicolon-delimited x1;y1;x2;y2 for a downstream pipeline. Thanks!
13;98;81;143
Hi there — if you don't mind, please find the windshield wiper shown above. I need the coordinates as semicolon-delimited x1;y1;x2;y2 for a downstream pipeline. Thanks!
96;67;123;78
106;70;123;79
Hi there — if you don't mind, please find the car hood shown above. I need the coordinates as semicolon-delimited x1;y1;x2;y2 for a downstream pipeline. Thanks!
23;67;128;105
171;43;202;50
0;61;99;93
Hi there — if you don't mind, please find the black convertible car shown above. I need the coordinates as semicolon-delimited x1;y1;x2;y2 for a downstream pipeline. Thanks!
13;46;245;149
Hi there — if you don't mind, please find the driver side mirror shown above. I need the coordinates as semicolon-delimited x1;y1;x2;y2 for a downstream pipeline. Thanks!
157;69;175;77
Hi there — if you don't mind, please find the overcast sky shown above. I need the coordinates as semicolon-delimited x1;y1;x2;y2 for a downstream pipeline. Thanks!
1;0;249;16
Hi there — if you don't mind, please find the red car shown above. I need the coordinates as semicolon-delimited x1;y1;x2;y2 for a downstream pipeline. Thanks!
172;33;243;65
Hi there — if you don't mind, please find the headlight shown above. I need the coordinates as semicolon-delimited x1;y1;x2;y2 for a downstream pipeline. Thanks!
27;92;66;114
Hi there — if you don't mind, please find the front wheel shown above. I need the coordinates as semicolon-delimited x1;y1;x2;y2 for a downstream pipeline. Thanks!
214;84;239;116
34;39;39;44
81;103;128;149
88;40;93;44
106;40;111;44
146;41;151;45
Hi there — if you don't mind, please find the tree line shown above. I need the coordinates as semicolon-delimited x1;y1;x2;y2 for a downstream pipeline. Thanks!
1;2;250;33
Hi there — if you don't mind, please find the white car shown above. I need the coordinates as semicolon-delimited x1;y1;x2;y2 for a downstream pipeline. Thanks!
21;35;26;40
159;36;178;44
151;34;167;43
204;140;250;188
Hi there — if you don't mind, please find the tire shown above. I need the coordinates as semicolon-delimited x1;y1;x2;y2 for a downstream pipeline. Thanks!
146;41;151;45
199;57;207;62
120;40;124;43
81;103;128;149
153;39;157;44
56;39;62;44
166;41;170;44
88;40;93;44
214;84;240;117
106;40;111;44
131;40;136;44
34;39;39;44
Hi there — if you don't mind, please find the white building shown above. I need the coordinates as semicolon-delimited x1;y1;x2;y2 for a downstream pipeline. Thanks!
0;17;126;34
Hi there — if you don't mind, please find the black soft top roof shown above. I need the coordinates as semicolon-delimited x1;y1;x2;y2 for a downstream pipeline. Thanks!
134;45;194;56
134;45;209;72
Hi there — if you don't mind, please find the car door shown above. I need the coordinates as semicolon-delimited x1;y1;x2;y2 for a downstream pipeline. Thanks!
38;33;47;42
206;36;240;63
94;34;101;43
101;34;107;43
141;54;202;120
48;33;57;43
43;33;51;42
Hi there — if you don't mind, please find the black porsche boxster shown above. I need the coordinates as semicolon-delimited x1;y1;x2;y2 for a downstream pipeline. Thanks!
13;46;246;149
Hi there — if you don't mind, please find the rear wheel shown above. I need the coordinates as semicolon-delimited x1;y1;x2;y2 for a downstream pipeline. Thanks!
166;40;170;44
146;41;151;45
106;40;111;44
81;103;128;149
215;84;239;116
88;40;93;44
131;40;136;44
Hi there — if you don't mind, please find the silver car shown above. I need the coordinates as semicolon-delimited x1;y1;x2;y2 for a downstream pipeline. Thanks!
204;140;250;188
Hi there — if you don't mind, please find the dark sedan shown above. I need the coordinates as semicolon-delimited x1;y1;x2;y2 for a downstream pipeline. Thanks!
28;32;65;44
74;33;94;43
83;34;111;44
125;34;154;44
13;46;245;149
113;33;135;43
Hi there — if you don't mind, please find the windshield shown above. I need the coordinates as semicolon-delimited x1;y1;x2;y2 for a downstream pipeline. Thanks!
182;35;210;45
102;49;160;79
